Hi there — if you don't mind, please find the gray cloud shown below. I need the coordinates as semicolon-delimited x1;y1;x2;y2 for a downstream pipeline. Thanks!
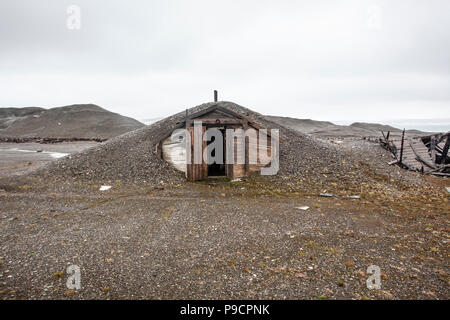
0;0;449;121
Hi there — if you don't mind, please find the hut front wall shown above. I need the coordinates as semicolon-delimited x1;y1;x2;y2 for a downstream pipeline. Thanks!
161;125;273;179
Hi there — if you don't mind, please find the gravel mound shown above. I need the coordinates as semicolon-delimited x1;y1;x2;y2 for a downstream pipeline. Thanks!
34;101;417;186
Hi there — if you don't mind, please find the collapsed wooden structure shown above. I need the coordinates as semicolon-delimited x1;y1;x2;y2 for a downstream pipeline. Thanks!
380;130;450;176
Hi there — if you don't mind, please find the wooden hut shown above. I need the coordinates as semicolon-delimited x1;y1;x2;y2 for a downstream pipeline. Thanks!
156;103;278;181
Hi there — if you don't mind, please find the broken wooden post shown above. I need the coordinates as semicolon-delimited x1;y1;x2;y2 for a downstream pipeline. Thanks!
399;128;405;165
441;134;450;164
430;135;436;163
214;90;218;102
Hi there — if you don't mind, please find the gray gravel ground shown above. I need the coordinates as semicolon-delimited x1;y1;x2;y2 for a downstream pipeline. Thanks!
0;180;448;300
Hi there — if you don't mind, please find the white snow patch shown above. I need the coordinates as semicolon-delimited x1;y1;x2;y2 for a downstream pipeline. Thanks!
2;148;68;159
49;152;68;159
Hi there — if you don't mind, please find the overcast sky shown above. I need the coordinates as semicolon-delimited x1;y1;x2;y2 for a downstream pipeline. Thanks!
0;0;449;122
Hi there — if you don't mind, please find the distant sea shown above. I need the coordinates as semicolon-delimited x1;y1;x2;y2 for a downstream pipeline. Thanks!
141;117;163;125
334;118;450;133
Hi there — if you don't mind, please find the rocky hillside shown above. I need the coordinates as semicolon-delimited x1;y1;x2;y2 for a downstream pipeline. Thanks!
0;107;45;130
266;116;430;137
265;116;335;134
0;104;144;139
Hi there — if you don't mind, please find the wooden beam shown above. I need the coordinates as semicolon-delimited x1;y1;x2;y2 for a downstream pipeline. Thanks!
440;135;450;164
181;105;220;122
399;129;405;165
186;127;193;181
156;141;163;159
430;172;450;177
430;135;436;163
193;118;244;125
427;164;450;173
243;122;249;177
202;125;207;179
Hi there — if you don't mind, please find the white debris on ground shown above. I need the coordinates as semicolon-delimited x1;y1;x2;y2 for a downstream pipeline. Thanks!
319;191;360;199
320;192;338;197
446;187;450;193
296;206;310;210
48;152;69;159
99;185;112;191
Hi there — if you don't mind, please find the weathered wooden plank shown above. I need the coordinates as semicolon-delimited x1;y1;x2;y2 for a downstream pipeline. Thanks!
409;138;436;169
389;136;434;171
202;125;207;178
430;136;436;162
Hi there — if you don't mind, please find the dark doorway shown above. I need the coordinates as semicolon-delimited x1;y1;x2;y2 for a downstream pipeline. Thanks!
207;128;226;177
